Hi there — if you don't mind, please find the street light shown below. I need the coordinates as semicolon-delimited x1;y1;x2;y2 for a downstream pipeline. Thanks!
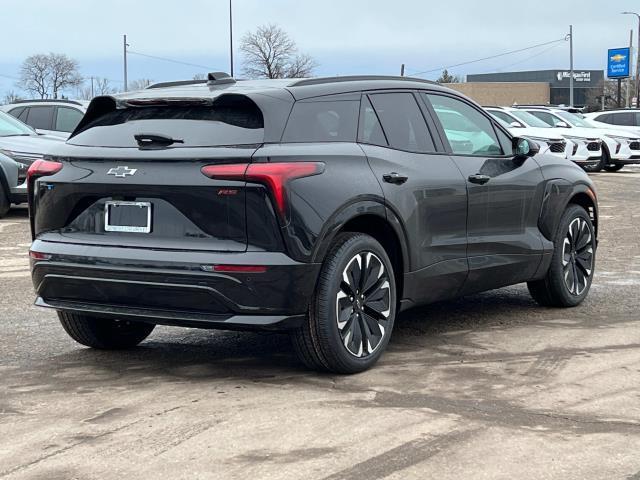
622;11;640;107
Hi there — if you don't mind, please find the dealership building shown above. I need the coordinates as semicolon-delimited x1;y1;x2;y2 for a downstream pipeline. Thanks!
449;69;604;107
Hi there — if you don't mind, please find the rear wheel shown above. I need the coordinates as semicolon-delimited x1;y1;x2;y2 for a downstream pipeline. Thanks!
58;312;155;349
292;233;396;374
528;205;595;307
603;163;624;172
0;183;10;218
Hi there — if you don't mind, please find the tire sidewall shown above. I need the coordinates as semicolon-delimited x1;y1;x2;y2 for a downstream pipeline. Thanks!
549;205;596;306
314;234;397;372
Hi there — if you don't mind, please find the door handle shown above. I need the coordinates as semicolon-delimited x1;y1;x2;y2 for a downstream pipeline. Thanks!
468;174;491;185
383;172;408;185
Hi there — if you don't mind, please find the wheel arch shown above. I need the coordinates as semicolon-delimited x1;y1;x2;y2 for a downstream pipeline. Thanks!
539;180;598;242
311;201;410;298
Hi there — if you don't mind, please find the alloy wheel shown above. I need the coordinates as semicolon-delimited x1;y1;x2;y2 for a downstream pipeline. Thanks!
562;217;594;296
336;252;392;358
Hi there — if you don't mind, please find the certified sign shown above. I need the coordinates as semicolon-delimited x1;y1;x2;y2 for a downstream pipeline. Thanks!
608;47;630;79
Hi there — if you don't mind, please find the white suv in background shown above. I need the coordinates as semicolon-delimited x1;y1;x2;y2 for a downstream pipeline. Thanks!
486;106;600;171
0;100;88;139
522;107;640;172
583;109;640;136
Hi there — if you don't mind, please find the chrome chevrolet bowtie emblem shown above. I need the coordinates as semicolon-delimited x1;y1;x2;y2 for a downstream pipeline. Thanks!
107;166;137;178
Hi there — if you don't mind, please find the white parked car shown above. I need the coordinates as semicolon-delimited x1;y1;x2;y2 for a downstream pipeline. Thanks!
522;107;640;172
582;109;640;136
0;100;88;140
486;106;600;171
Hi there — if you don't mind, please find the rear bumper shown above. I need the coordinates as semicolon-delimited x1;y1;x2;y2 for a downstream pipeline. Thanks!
30;240;320;331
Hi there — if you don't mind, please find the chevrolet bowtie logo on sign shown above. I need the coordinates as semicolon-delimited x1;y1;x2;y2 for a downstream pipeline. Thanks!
611;54;627;62
107;166;138;178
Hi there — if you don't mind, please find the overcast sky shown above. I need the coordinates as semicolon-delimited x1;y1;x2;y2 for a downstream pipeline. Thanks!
1;0;638;97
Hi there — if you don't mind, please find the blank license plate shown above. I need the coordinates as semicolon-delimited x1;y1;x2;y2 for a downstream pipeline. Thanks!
104;201;152;233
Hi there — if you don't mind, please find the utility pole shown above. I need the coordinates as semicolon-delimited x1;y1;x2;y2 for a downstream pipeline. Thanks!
628;29;633;107
623;12;640;107
569;25;574;107
123;34;129;92
229;0;234;77
400;64;405;77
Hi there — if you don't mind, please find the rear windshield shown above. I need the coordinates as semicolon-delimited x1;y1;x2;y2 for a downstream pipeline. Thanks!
68;97;264;148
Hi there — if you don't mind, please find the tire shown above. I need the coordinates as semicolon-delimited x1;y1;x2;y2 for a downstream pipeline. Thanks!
528;204;596;308
58;311;155;349
582;150;604;173
603;163;624;172
292;233;397;374
0;182;10;218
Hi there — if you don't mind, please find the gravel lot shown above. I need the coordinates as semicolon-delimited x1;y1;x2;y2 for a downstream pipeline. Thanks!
1;170;640;480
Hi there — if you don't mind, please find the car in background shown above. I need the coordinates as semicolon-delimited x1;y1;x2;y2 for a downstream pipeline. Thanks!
583;109;640;136
486;106;599;171
0;111;62;217
521;107;640;172
0;100;88;139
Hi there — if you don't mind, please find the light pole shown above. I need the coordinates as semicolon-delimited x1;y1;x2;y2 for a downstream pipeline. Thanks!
569;25;574;106
123;34;129;92
229;0;234;77
622;12;640;107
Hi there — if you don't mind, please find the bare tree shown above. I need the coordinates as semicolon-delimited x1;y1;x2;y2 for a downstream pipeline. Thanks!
77;77;117;100
128;78;153;91
19;54;50;98
3;91;22;104
48;53;82;99
240;24;316;79
19;53;82;99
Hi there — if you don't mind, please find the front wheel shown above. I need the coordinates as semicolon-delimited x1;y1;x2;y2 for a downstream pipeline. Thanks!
292;233;396;374
58;312;155;349
0;183;10;218
528;205;596;307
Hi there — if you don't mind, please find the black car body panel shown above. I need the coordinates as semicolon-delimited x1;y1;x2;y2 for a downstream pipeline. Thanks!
29;76;598;330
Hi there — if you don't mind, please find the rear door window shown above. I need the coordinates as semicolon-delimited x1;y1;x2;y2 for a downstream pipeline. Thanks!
8;106;25;119
594;113;612;124
369;92;435;153
611;112;635;126
69;97;264;147
17;107;29;122
282;98;359;143
55;107;84;132
26;106;54;130
358;96;387;146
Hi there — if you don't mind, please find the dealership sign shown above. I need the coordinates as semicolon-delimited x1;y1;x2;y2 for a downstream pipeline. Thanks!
556;71;592;83
607;47;630;79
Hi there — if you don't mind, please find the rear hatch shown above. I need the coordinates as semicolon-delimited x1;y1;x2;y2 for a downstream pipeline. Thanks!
32;95;267;252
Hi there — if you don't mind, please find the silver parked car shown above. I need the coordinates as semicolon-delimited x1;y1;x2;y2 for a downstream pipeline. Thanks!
0;111;62;217
0;99;88;140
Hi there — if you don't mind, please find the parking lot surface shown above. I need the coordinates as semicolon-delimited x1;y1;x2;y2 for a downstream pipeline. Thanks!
1;170;640;480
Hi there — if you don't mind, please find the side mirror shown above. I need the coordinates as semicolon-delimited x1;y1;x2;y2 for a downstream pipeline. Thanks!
556;121;570;128
513;137;540;158
510;121;523;128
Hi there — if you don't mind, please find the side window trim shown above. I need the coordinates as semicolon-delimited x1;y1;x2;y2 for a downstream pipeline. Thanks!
422;92;511;158
357;93;389;147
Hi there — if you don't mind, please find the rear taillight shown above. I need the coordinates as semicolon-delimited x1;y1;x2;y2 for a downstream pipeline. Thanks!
201;162;325;217
27;159;63;186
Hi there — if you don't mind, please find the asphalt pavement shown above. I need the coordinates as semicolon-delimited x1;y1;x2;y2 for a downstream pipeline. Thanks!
1;170;640;480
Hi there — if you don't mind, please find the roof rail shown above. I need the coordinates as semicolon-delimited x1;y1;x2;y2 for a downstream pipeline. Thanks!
9;98;85;106
147;79;207;89
289;75;438;87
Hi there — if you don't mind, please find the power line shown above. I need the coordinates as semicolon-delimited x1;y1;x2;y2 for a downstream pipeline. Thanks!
408;37;568;77
496;41;565;72
127;50;218;71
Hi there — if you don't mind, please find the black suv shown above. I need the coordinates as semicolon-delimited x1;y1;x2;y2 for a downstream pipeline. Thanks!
28;74;598;373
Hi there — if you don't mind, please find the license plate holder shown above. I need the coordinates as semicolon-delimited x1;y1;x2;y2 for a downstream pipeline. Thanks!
104;201;152;233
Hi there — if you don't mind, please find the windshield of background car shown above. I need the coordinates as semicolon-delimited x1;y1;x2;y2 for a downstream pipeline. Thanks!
555;110;594;128
0;111;35;137
510;110;552;128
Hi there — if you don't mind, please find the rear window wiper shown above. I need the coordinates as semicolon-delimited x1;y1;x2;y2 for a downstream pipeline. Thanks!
134;133;184;149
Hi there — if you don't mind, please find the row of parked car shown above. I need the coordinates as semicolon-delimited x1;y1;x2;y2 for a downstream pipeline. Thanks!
0;93;639;218
484;105;640;173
